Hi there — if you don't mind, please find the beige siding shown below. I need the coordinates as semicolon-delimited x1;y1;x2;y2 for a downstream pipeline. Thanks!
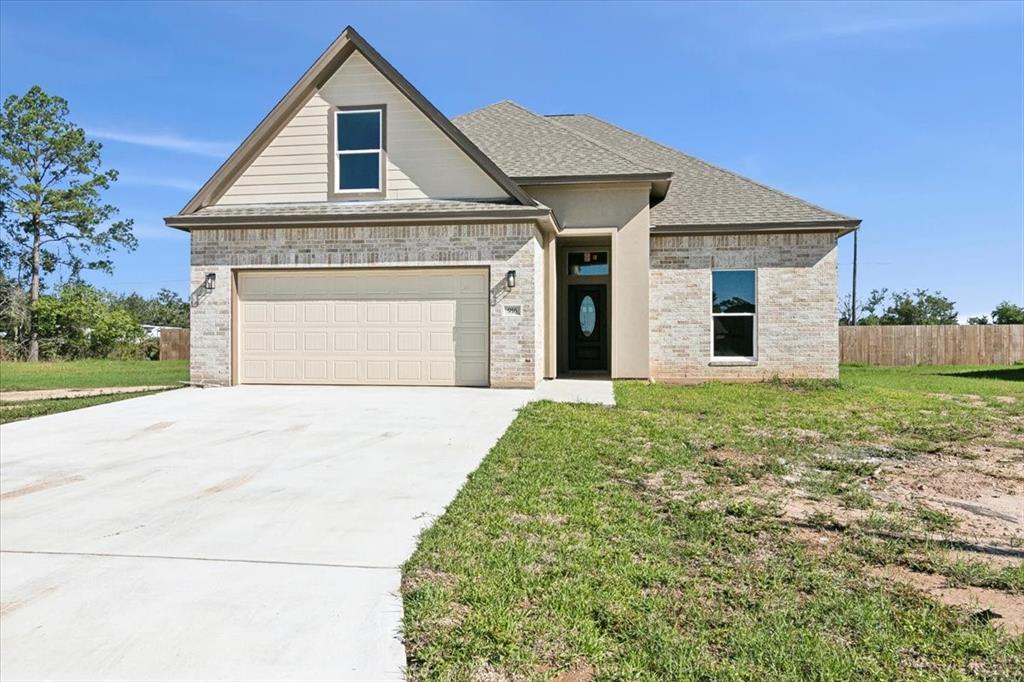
217;51;507;205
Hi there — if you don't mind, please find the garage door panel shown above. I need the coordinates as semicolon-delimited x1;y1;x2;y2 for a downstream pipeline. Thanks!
243;332;267;352
334;303;358;324
243;303;268;323
333;331;358;352
273;304;297;323
272;332;298;352
365;303;390;323
303;303;328;323
302;332;328;352
238;268;488;386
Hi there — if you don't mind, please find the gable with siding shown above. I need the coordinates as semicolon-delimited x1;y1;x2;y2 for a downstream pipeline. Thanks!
217;51;510;205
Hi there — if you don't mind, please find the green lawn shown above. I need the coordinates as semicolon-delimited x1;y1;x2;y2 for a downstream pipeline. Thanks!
0;390;169;424
402;365;1024;680
0;359;188;392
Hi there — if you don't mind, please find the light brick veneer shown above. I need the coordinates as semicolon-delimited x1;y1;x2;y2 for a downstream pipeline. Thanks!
650;232;839;381
189;223;542;388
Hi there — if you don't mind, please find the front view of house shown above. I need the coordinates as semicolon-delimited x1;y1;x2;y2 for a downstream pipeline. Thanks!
166;27;859;388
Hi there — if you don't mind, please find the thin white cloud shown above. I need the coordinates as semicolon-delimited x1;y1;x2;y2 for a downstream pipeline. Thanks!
88;128;234;158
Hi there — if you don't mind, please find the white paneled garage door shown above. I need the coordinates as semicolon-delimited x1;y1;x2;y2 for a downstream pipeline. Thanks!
237;269;489;386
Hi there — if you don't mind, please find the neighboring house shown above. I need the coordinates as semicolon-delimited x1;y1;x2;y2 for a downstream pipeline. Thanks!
165;27;859;388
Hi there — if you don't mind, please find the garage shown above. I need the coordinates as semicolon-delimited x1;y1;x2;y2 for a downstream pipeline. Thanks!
236;268;489;386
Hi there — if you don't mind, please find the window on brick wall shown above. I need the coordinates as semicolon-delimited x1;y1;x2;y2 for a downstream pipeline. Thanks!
712;270;756;358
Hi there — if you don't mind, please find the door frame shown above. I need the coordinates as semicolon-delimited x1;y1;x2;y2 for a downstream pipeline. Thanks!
556;241;612;376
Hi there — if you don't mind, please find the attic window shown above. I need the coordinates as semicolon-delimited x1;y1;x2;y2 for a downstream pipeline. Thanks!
335;109;382;192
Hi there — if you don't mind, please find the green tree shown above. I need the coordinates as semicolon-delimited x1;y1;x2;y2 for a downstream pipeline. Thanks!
839;289;887;326
879;289;958;325
113;288;189;328
991;301;1024;325
33;282;142;359
0;86;135;360
967;315;989;325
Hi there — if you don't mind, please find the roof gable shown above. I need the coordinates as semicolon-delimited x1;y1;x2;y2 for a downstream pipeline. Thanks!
180;27;533;213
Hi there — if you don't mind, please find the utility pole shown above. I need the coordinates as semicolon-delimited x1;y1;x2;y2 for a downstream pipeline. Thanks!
851;228;859;326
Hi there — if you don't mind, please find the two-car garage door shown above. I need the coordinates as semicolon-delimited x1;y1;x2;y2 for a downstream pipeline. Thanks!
237;269;489;386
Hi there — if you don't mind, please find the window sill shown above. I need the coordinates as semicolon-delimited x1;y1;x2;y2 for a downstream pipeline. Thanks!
708;359;758;367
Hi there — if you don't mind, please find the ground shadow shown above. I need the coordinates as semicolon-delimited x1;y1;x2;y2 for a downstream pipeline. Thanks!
937;367;1024;382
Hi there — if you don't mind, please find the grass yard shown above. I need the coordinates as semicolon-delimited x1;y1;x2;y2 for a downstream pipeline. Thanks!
402;365;1024;680
0;359;188;392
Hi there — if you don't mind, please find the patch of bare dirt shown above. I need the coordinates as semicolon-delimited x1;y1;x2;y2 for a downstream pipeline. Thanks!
874;448;1023;549
552;663;594;682
869;565;1024;636
402;567;457;593
930;392;987;408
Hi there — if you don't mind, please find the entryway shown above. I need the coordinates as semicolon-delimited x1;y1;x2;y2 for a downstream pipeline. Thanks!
557;244;611;376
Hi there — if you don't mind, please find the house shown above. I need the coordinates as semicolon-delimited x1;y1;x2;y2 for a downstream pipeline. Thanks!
165;27;859;388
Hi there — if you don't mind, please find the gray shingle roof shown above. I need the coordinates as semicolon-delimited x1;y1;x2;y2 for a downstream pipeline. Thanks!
454;101;856;228
452;101;664;179
550;113;855;227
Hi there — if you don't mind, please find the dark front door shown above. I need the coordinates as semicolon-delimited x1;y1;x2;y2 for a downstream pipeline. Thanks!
568;284;608;372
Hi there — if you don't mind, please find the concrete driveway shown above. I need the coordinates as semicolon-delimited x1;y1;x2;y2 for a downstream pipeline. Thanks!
0;385;558;681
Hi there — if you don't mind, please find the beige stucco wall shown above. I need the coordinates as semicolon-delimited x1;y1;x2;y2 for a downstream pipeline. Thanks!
524;183;651;378
649;232;839;381
189;223;542;388
217;51;509;205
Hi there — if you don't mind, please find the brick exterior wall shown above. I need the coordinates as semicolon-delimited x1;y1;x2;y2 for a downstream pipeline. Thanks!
650;232;839;381
189;223;542;388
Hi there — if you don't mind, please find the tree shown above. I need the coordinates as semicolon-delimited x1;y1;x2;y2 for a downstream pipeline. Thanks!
880;289;957;325
112;288;189;328
0;86;135;360
33;282;142;359
991;301;1024;325
839;288;887;326
967;315;990;325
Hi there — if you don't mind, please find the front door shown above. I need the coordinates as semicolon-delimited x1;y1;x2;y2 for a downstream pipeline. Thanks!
568;284;608;372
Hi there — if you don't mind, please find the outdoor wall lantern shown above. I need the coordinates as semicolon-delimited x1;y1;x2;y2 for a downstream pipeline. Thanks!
204;273;217;291
506;270;516;289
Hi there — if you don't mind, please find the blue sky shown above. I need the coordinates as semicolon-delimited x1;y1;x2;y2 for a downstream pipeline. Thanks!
1;0;1021;320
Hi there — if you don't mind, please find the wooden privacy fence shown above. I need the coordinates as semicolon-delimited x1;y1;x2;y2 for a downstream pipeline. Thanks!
159;328;190;361
839;325;1024;366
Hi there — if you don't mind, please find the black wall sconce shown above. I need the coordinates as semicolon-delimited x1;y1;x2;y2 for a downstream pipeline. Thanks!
505;270;516;289
203;273;217;291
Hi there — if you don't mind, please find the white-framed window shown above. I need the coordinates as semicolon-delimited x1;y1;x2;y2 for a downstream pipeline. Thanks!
335;108;382;192
711;269;757;359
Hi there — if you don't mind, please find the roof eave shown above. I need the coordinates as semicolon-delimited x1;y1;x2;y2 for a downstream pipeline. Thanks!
651;219;861;237
163;206;556;231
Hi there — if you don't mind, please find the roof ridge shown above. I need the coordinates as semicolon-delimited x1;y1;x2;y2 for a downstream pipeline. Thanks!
452;99;517;122
542;113;667;176
566;113;855;221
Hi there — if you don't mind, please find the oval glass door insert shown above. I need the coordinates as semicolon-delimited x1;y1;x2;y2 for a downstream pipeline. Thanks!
579;295;597;337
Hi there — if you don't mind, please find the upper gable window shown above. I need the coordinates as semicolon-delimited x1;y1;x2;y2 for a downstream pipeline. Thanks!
335;109;382;192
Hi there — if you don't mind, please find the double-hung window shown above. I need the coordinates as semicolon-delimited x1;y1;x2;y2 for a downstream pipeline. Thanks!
335;108;382;192
712;270;756;359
